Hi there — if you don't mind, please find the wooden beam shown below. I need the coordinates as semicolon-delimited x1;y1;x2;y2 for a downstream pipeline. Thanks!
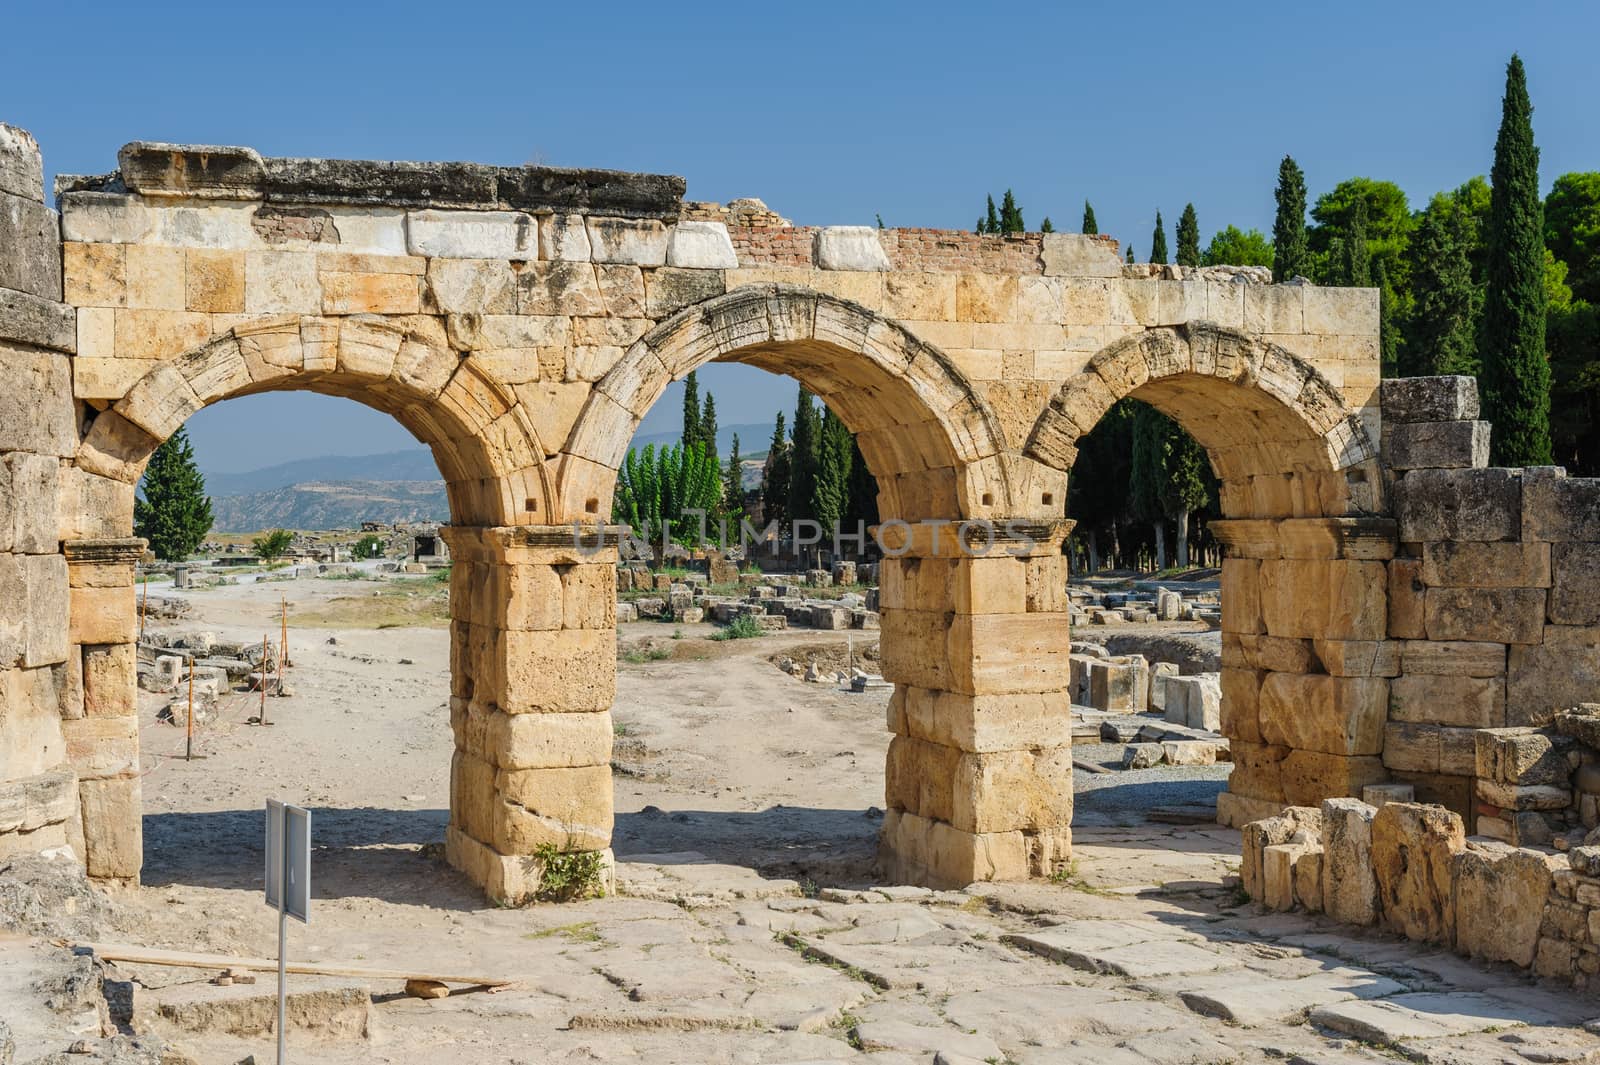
75;942;515;988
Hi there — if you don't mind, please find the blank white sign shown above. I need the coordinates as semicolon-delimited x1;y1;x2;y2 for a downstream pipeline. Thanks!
264;799;311;924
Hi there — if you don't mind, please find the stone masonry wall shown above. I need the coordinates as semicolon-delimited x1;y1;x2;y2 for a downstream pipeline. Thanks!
0;124;85;865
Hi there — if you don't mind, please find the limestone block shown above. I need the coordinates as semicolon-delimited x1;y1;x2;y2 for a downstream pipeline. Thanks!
1321;798;1379;925
64;242;127;309
645;267;724;319
244;251;320;314
1424;587;1545;645
1397;640;1506;677
1240;806;1320;901
1453;841;1550;967
1382;723;1440;773
1219;667;1264;744
1166;673;1221;731
1282;751;1386;807
321;271;421;314
1258;559;1386;641
427;258;516;314
406;209;535;259
1380;376;1478;423
0;452;59;555
585;218;667;266
885;735;960;822
1220;558;1262;635
1474;728;1572;787
1388;673;1505;728
1040;234;1121;277
950;746;1074;834
1262;842;1304;911
595;265;646;317
1090;659;1140;711
1507;627;1600;727
63;714;139;779
493;628;614;713
121;244;185;310
1294;844;1325;912
1258;673;1386;755
1303;285;1378;335
1382;420;1490;471
898;688;1075;753
182;249;245;313
539;213;591;261
1550;544;1600;626
879;808;1032;887
814;226;890;272
1228;741;1290;803
82;644;137;718
60;192;156;245
1394;467;1520;543
1312;640;1399;677
1371;802;1463;944
1420;541;1549;589
15;554;69;668
1522;466;1600;542
0;347;74;456
494;764;613;852
1387;558;1425;640
80;774;142;879
0;191;63;300
68;583;134;647
1474;778;1571;811
665;221;737;269
0;122;44;200
1236;635;1315;673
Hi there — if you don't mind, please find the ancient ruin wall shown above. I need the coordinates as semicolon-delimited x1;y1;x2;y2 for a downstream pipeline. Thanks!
0;127;1404;899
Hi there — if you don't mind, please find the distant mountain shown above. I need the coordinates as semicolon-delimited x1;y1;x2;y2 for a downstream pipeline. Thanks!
203;449;439;497
209;480;448;533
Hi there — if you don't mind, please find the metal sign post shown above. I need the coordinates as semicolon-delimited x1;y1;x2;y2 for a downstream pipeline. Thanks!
265;800;310;1064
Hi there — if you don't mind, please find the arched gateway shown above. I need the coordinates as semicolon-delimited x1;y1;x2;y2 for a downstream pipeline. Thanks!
0;131;1395;900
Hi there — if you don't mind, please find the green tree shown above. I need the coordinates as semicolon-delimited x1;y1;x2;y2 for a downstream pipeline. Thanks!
999;189;1025;233
983;195;1001;235
682;370;701;447
1125;243;1135;265
1129;405;1210;570
1149;211;1169;264
843;436;878;534
1082;201;1098;235
1176;203;1201;267
353;533;386;560
1272;155;1309;281
788;386;821;524
1201;225;1273;267
134;426;214;562
1340;197;1372;286
761;412;790;528
811;407;853;535
1039;217;1054;233
1545;172;1600;304
700;391;719;457
722;432;744;526
1404;189;1481;376
1482;53;1552;466
1311;178;1409;286
613;440;722;546
875;213;885;229
253;529;293;560
1374;257;1400;375
1067;399;1137;570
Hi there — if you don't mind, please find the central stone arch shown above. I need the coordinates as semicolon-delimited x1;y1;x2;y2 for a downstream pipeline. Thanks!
1023;321;1396;826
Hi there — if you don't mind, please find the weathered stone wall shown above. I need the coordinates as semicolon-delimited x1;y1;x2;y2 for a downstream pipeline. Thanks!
0;127;1401;899
0;124;85;865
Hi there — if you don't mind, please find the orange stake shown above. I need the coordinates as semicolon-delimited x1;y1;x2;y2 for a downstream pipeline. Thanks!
185;657;195;761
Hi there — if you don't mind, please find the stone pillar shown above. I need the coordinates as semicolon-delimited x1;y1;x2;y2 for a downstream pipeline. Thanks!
877;520;1075;887
0;123;84;864
62;538;145;881
439;525;617;904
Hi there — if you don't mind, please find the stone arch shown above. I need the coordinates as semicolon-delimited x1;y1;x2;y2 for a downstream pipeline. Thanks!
1023;322;1383;519
558;284;1020;523
74;314;555;526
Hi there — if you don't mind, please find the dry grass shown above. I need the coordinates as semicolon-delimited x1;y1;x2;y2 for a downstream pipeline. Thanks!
294;578;450;629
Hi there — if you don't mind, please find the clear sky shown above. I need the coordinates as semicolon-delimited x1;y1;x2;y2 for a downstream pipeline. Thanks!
6;1;1598;472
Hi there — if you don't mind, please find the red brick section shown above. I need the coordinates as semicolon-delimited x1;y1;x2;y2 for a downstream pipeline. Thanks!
728;226;1121;275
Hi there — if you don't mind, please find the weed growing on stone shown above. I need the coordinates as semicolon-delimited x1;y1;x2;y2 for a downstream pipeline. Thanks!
533;844;606;903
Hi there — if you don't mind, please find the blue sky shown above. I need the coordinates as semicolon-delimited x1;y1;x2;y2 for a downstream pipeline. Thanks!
6;1;1598;472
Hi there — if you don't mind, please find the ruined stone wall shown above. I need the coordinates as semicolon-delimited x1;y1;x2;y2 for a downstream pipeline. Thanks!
0;124;86;865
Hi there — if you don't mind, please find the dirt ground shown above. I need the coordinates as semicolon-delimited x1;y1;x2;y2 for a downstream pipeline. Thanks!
5;571;1600;1064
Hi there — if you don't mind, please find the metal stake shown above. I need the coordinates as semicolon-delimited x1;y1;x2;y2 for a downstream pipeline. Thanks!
260;634;269;725
277;902;287;1065
185;656;194;761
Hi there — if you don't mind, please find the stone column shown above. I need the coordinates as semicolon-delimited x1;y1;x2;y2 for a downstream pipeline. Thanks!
0;123;84;865
877;519;1075;887
62;537;146;881
439;525;617;904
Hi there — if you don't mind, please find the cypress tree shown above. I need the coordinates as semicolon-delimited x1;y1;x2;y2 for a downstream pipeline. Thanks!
1082;201;1098;235
134;426;214;562
1126;243;1135;264
1176;203;1201;267
761;412;790;528
1272;155;1309;281
984;195;1001;235
1149;211;1169;265
1406;192;1480;376
788;387;821;523
1483;53;1552;466
811;407;853;534
722;432;743;525
843;435;878;532
700;391;719;457
1039;217;1054;233
682;370;701;446
999;189;1025;233
1373;258;1400;376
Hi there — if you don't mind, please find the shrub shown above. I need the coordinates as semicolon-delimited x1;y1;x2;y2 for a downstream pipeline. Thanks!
252;529;294;559
711;615;765;641
533;843;605;902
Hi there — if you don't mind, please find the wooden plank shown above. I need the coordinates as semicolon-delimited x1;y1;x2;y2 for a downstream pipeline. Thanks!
75;941;515;987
